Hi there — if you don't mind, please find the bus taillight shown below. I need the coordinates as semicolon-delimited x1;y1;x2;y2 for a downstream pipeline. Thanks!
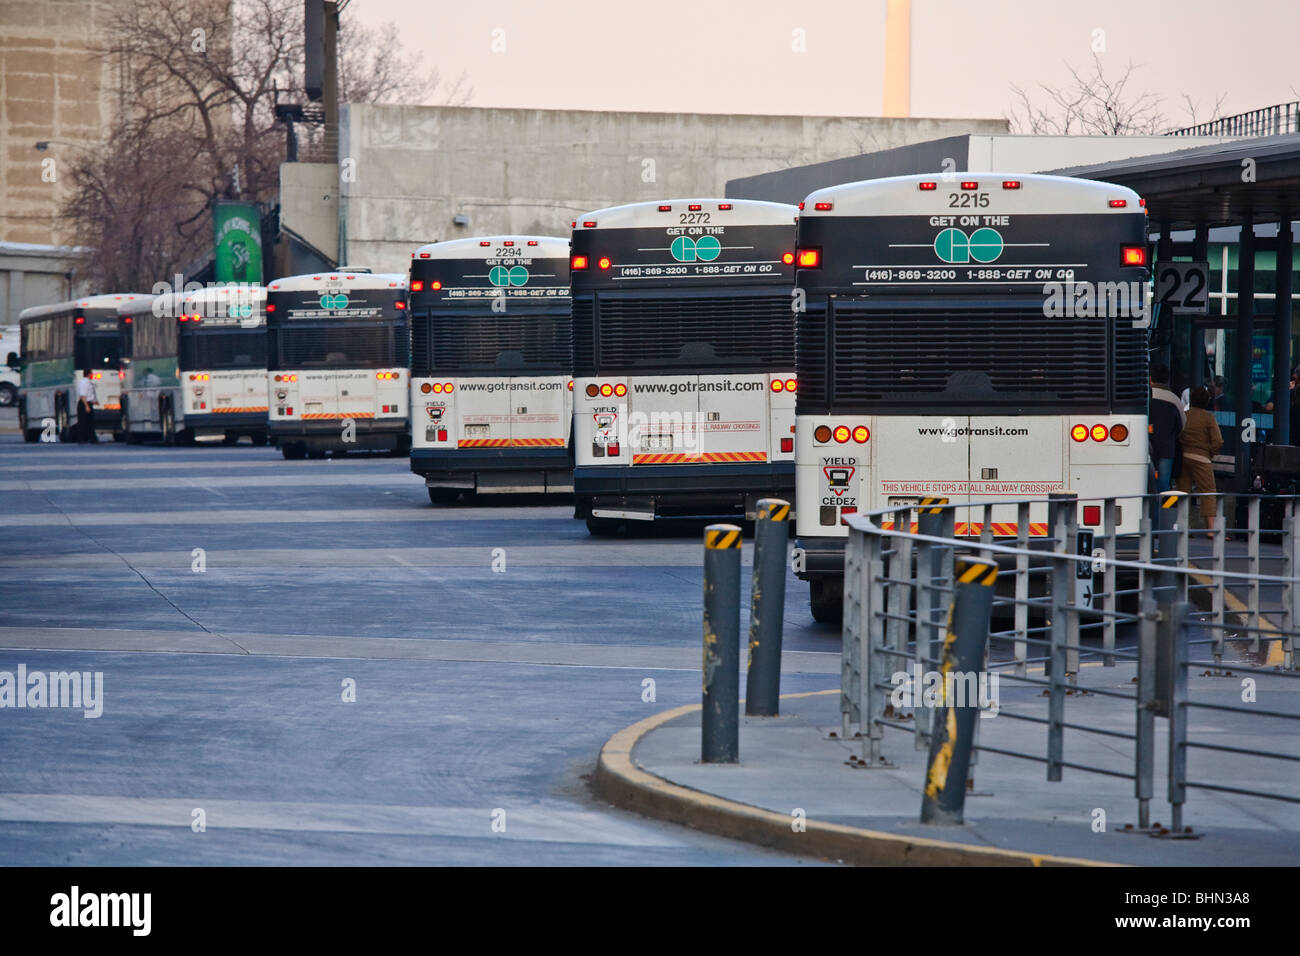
613;383;626;397
796;248;821;268
771;379;784;392
1121;245;1147;266
785;378;796;392
852;425;869;443
1083;505;1101;526
571;255;589;270
782;252;795;265
1110;423;1129;442
1091;424;1108;442
1071;424;1088;442
411;281;423;291
832;425;850;443
598;257;611;270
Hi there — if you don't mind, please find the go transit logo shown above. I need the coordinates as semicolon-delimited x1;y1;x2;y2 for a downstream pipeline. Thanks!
489;266;530;287
319;292;350;310
934;227;1004;264
670;235;721;262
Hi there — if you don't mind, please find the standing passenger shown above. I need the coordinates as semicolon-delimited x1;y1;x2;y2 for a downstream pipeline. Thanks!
1149;362;1185;494
76;368;98;444
1177;386;1224;535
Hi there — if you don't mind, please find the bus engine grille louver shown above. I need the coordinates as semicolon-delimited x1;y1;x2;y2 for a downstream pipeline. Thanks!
179;331;268;370
411;311;571;376
574;293;794;375
268;325;405;370
799;304;1147;412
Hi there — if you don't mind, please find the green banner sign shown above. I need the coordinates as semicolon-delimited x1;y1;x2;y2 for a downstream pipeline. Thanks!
212;201;263;284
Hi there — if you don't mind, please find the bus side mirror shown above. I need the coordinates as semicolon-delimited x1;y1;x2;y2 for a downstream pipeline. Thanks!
5;352;19;368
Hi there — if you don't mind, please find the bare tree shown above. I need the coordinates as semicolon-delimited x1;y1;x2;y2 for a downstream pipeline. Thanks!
1009;54;1165;135
59;0;467;291
338;14;471;106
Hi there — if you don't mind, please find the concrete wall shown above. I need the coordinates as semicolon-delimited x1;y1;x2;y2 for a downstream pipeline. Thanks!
0;0;118;247
336;104;1009;274
279;162;340;264
0;242;88;325
728;133;1235;203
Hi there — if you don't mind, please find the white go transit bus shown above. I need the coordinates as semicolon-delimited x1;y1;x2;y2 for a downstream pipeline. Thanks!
118;285;269;444
792;172;1151;621
265;271;410;459
408;236;573;504
570;198;799;533
17;294;143;442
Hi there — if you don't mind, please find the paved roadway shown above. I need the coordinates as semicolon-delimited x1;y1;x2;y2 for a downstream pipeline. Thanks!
0;421;843;865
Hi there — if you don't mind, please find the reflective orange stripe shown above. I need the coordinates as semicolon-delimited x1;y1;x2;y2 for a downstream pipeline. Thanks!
459;439;510;447
632;451;768;465
299;412;376;420
511;438;566;446
212;406;268;413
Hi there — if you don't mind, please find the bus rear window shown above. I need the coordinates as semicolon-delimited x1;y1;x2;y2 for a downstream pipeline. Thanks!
269;324;405;370
75;332;122;369
180;330;268;371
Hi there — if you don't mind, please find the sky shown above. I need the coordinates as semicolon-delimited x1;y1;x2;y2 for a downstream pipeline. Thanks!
349;0;1299;126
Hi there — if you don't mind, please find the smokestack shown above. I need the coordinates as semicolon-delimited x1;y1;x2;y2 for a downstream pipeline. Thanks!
882;0;911;117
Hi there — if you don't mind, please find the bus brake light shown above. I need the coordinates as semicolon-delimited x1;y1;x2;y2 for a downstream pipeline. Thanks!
75;316;84;324
571;255;588;270
771;379;784;392
1091;424;1108;442
782;252;795;265
1122;245;1147;266
832;425;850;443
432;281;441;290
796;248;821;268
598;257;611;270
852;425;869;443
1071;424;1088;442
613;383;626;397
410;281;423;291
600;384;613;397
785;378;796;392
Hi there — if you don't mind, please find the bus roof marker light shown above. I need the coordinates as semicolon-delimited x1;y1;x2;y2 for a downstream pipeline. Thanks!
582;220;597;228
718;203;732;210
1002;180;1021;189
502;240;514;246
961;181;979;190
918;182;937;191
688;204;701;211
1109;199;1128;208
813;202;833;211
527;240;538;245
658;205;671;212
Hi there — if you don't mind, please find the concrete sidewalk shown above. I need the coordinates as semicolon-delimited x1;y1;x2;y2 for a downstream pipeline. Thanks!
597;659;1300;866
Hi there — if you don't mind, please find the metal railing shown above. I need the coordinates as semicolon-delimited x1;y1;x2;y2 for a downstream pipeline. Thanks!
1166;101;1300;138
841;491;1300;830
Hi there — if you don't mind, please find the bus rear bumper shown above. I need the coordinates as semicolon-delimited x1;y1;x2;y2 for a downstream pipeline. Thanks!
793;536;846;580
184;411;268;435
411;447;573;494
574;462;794;520
270;418;408;451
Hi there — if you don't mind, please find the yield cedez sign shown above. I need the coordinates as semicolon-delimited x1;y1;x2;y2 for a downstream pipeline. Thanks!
822;458;856;506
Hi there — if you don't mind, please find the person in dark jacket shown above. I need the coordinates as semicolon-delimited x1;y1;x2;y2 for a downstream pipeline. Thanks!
1149;362;1185;494
1177;386;1224;533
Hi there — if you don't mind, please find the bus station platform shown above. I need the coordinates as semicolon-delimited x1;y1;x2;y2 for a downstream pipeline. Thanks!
597;657;1300;867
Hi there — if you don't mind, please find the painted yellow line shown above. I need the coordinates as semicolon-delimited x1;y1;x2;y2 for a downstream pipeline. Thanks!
594;688;1117;867
1189;572;1286;666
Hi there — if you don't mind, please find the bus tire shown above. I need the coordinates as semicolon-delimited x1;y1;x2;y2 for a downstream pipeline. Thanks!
0;382;15;407
809;578;843;625
19;401;38;442
586;516;621;536
427;487;461;506
281;442;306;460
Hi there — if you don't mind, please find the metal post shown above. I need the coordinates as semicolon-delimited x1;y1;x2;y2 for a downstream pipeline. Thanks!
920;558;997;825
1014;501;1029;676
841;516;865;739
1285;502;1299;670
1168;491;1189;604
864;537;889;765
914;498;949;751
747;499;790;716
702;524;742;763
1136;594;1157;830
1235;212;1255;492
1274;214;1293;445
1248;495;1261;651
1167;602;1191;832
1046;493;1076;778
1103;497;1117;666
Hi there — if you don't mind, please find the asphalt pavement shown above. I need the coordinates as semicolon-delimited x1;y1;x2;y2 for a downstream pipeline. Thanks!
0;414;842;865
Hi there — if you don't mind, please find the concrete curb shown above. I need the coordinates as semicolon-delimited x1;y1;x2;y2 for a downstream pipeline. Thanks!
594;690;1118;867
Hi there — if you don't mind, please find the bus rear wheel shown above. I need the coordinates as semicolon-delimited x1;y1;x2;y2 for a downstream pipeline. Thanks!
0;382;15;407
586;516;621;536
809;578;843;625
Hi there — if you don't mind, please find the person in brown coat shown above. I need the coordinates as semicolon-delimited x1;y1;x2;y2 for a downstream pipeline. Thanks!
1177;385;1224;532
